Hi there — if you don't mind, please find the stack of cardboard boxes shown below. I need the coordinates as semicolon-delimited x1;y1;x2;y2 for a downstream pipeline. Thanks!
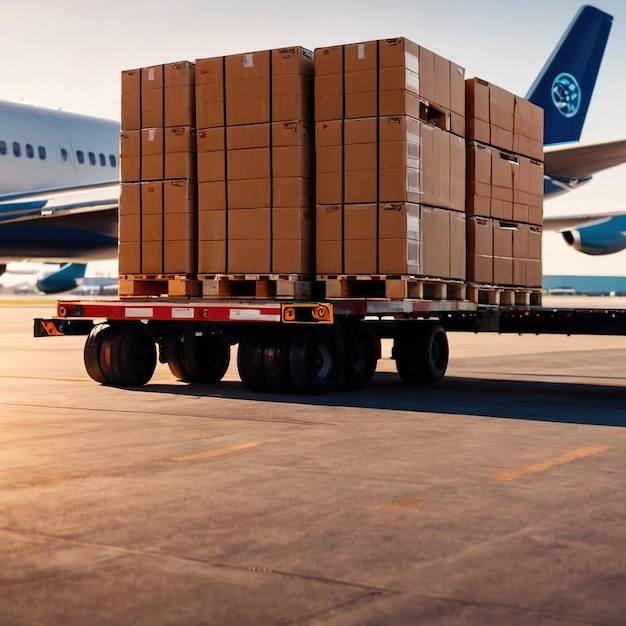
314;38;467;278
195;47;315;274
465;77;544;288
119;62;197;275
116;38;545;297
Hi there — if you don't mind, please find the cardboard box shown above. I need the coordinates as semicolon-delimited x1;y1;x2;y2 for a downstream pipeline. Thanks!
316;204;343;241
119;182;140;218
273;206;314;240
466;254;492;284
120;131;141;182
228;239;271;273
118;241;141;275
198;240;226;274
345;239;377;274
271;47;314;122
195;56;225;130
140;65;165;129
228;207;271;240
225;50;271;126
272;238;314;275
493;220;515;258
228;179;271;209
198;181;226;211
449;210;466;280
198;208;226;241
467;217;493;257
273;177;314;208
493;256;513;286
379;202;420;240
164;240;196;274
344;204;377;241
316;239;343;275
164;61;195;127
421;206;450;278
378;238;420;275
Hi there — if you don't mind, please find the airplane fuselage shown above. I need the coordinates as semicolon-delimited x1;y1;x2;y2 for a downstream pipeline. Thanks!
0;101;119;195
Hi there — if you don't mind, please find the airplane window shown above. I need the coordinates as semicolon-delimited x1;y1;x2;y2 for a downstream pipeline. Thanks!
13;142;21;157
77;150;84;164
99;153;106;166
26;144;34;159
61;148;68;162
38;146;46;160
89;151;96;165
109;154;117;168
0;141;6;155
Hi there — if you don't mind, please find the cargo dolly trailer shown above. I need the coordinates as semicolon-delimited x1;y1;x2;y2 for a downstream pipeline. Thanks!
34;298;626;393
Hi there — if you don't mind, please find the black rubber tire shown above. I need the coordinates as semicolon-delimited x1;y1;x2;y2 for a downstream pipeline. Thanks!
99;323;157;387
289;327;344;394
237;332;268;392
83;322;111;384
342;323;380;390
394;324;449;383
262;327;294;393
167;333;230;383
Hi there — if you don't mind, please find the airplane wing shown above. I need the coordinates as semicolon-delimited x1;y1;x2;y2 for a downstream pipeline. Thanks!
543;211;626;231
543;138;626;180
0;181;119;225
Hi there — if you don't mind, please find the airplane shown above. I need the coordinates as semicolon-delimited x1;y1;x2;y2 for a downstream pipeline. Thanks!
0;100;120;292
526;4;626;255
1;4;625;295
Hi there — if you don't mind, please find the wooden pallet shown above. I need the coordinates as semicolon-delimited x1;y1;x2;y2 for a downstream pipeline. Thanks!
199;274;321;300
119;275;201;298
467;283;542;306
318;275;467;301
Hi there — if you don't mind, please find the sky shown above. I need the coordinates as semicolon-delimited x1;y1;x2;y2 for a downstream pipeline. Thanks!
1;0;626;277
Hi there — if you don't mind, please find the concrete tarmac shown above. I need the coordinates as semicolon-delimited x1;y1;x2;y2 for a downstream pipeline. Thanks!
1;298;625;625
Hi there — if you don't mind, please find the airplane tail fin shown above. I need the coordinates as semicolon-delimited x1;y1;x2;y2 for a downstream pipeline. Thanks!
526;5;612;145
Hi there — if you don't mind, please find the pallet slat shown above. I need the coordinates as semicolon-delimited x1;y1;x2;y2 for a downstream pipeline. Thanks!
119;275;201;298
199;274;319;300
318;275;467;301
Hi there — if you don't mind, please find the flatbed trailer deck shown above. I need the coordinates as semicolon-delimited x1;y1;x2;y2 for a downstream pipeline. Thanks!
33;297;626;393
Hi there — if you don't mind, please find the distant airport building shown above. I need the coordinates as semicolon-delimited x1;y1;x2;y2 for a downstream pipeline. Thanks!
543;275;626;296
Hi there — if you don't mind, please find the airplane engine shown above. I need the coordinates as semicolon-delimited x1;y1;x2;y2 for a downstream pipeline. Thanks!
561;215;626;255
36;263;87;294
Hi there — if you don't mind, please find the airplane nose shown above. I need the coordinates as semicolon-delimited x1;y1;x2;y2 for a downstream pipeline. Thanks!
562;231;574;245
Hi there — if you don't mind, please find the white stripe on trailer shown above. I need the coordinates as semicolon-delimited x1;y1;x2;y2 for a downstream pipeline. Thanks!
229;308;281;322
125;307;154;319
172;307;195;319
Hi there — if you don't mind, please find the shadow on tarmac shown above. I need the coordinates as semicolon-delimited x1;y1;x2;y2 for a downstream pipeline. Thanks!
131;373;626;428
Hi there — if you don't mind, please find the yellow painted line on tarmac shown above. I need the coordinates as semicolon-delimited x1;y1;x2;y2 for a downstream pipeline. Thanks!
491;444;609;482
172;441;262;463
0;375;93;383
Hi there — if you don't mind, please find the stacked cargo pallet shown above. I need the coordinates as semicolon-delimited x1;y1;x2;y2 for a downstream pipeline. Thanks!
194;47;317;299
314;38;467;299
119;62;200;296
465;77;544;305
116;37;545;304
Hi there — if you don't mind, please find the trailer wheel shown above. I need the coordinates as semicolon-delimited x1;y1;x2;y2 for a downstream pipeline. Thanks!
237;331;268;392
99;322;157;387
262;327;294;393
289;327;344;394
167;333;230;383
394;324;448;383
84;322;112;384
342;323;380;389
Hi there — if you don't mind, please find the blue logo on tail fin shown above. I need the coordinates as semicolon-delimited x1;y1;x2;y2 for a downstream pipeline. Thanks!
526;5;612;145
552;73;581;118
